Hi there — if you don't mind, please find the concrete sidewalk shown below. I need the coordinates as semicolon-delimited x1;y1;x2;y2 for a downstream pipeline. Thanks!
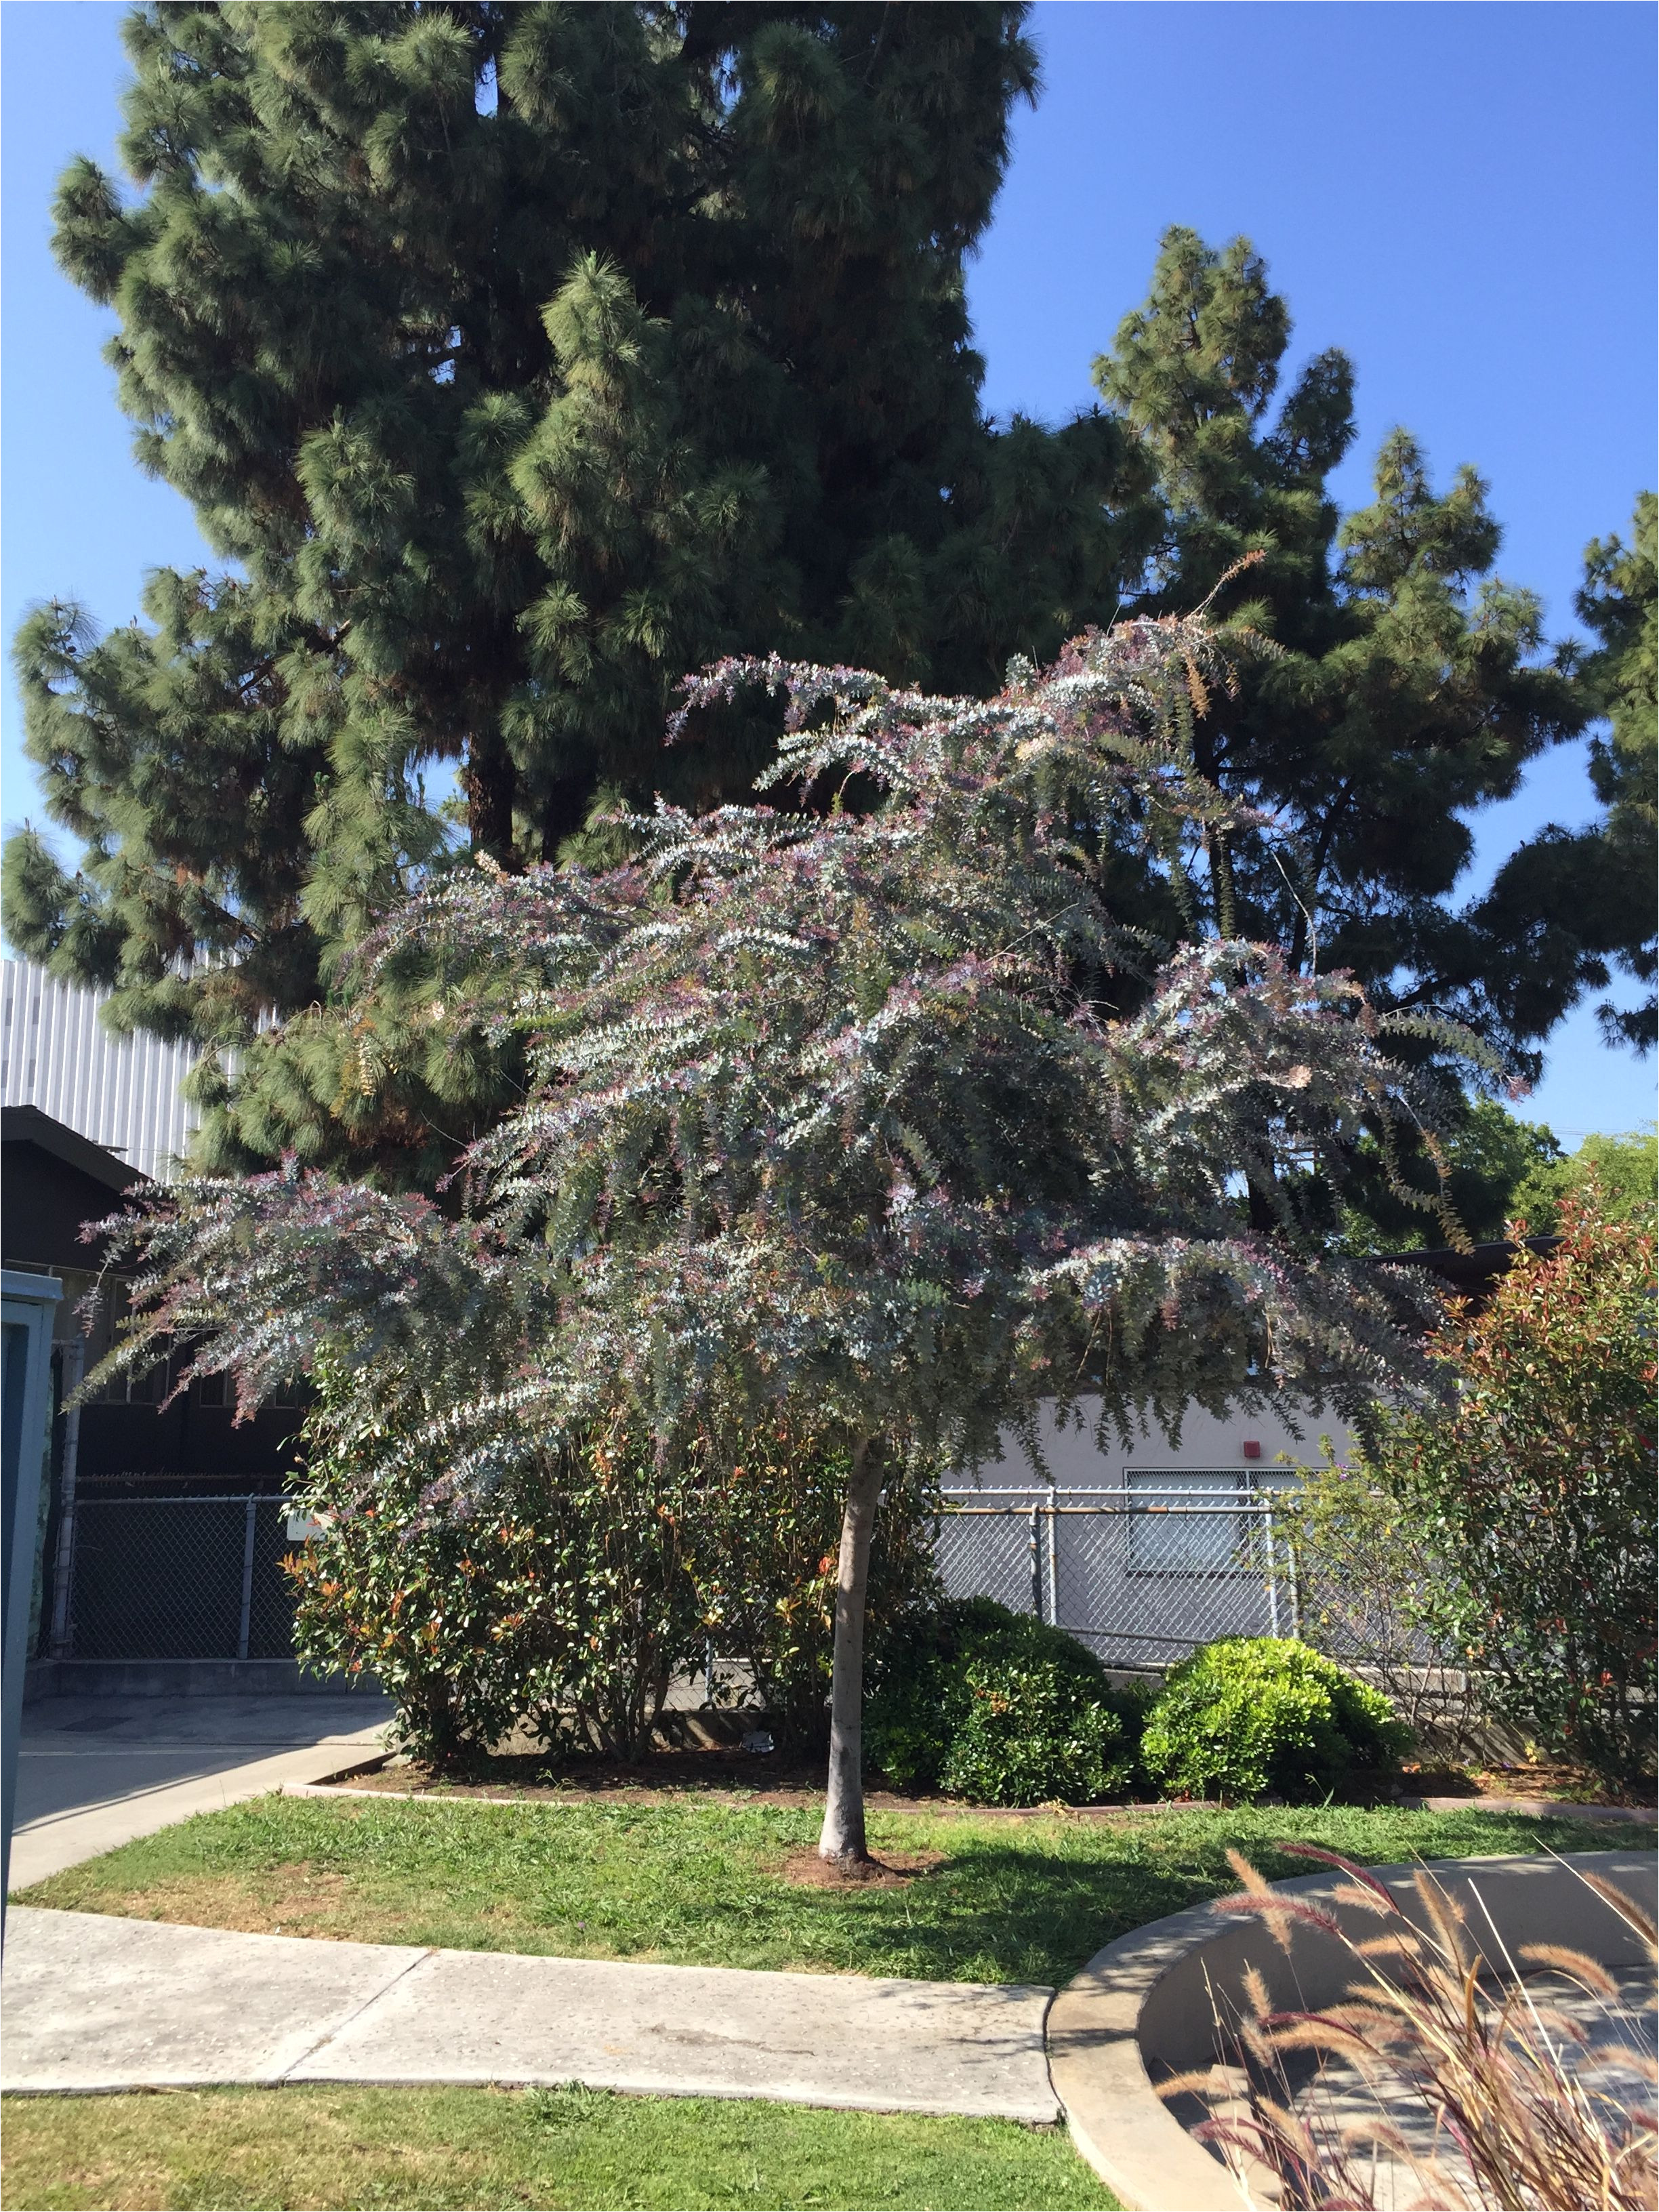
9;1694;392;1889
1;1908;1059;2121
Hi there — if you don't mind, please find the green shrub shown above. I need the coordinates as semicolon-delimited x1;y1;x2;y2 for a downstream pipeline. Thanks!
1359;1195;1657;1790
866;1597;1139;1807
1139;1637;1406;1803
1510;1127;1657;1235
291;1361;939;1765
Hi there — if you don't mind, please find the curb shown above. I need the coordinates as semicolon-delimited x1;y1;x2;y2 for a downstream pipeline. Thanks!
1398;1793;1656;1824
1046;1847;1658;2212
290;1762;1656;1826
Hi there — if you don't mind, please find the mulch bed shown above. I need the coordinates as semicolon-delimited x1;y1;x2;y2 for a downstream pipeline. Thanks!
1398;1761;1656;1811
308;1750;1654;1825
316;1748;1185;1818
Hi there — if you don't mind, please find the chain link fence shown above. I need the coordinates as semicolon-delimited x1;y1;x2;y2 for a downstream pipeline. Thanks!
54;1477;1305;1677
62;1494;304;1661
935;1478;1302;1669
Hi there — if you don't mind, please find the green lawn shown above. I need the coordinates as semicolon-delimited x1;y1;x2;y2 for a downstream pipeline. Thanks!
17;1793;1642;1988
0;2084;1118;2211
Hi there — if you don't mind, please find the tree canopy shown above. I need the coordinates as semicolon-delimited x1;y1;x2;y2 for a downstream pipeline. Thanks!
1089;230;1639;1077
1359;1193;1656;1789
94;613;1467;1854
1511;1125;1658;1236
1575;492;1656;1050
4;0;1142;1159
5;14;1650;1191
1335;1097;1565;1254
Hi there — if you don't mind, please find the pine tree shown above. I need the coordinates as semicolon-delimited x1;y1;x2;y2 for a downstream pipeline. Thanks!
4;0;1144;1178
1465;492;1657;1061
1576;493;1654;1049
1092;228;1608;1080
11;70;1643;1193
1336;1097;1565;1254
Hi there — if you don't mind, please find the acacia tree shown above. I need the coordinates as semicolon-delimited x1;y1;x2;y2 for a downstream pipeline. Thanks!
96;614;1460;1862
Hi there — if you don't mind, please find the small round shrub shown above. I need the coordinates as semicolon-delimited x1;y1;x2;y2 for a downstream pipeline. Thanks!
940;1656;1133;1806
867;1597;1139;1807
1139;1637;1408;1803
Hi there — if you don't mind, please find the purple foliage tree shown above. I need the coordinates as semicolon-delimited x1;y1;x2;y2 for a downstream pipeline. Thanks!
96;611;1471;1862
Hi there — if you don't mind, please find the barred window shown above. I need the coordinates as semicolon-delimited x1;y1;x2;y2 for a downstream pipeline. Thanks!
1124;1469;1251;1575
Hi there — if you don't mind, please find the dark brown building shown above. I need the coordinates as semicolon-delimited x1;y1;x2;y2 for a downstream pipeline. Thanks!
4;1106;305;1671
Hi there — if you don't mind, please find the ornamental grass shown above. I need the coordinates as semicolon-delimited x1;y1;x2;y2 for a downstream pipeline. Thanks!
1162;1845;1657;2211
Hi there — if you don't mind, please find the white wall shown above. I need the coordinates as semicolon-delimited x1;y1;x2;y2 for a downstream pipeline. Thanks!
969;1395;1355;1489
1;961;199;1182
943;1397;1353;1664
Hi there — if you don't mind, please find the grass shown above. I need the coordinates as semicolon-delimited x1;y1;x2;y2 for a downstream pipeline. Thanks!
16;1795;1645;1988
0;2083;1119;2211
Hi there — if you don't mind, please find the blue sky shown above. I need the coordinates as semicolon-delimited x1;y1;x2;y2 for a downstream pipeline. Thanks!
3;0;1654;1143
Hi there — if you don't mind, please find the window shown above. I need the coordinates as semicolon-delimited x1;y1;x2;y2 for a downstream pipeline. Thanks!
1125;1469;1251;1575
119;1352;169;1406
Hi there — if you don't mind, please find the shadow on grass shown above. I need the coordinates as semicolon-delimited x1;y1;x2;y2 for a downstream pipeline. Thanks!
783;1847;1209;1985
794;1808;1652;1986
21;1790;1643;1993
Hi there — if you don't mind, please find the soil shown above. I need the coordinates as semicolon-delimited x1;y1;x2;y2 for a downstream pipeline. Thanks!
319;1746;1652;1820
1397;1759;1652;1809
779;1847;948;1890
327;1745;1174;1817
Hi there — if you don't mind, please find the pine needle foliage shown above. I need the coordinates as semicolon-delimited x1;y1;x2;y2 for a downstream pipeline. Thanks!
5;0;1149;1183
1576;493;1656;1052
7;41;1637;1194
8;89;1639;1185
91;613;1474;1853
1093;230;1653;1100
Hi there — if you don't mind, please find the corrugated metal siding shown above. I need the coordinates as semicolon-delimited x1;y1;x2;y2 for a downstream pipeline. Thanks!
1;960;199;1181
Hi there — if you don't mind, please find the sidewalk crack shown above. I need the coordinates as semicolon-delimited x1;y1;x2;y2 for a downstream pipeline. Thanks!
276;1947;435;2082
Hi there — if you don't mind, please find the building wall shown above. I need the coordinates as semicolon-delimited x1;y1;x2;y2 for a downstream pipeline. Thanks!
1;960;199;1181
970;1395;1357;1488
945;1397;1357;1665
2;1125;303;1488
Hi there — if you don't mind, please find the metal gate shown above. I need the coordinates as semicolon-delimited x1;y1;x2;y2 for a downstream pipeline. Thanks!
62;1494;301;1660
935;1479;1300;1668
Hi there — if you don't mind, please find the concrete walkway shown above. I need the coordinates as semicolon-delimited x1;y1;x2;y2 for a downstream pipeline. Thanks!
4;1692;1054;2118
9;1694;392;1889
1;1908;1058;2121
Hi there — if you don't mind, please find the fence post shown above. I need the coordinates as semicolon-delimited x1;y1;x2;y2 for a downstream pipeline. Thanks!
237;1498;258;1660
1263;1504;1281;1637
1045;1490;1059;1626
1028;1504;1041;1618
48;1337;84;1661
1287;1534;1302;1641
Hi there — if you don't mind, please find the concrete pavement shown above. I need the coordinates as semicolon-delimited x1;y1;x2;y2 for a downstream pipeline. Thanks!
1;1907;1059;2121
9;1693;392;1889
3;1689;1059;2121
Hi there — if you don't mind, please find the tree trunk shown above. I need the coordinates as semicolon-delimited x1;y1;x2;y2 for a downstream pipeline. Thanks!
463;726;518;871
1247;1172;1279;1235
819;1436;883;1863
1206;823;1239;940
